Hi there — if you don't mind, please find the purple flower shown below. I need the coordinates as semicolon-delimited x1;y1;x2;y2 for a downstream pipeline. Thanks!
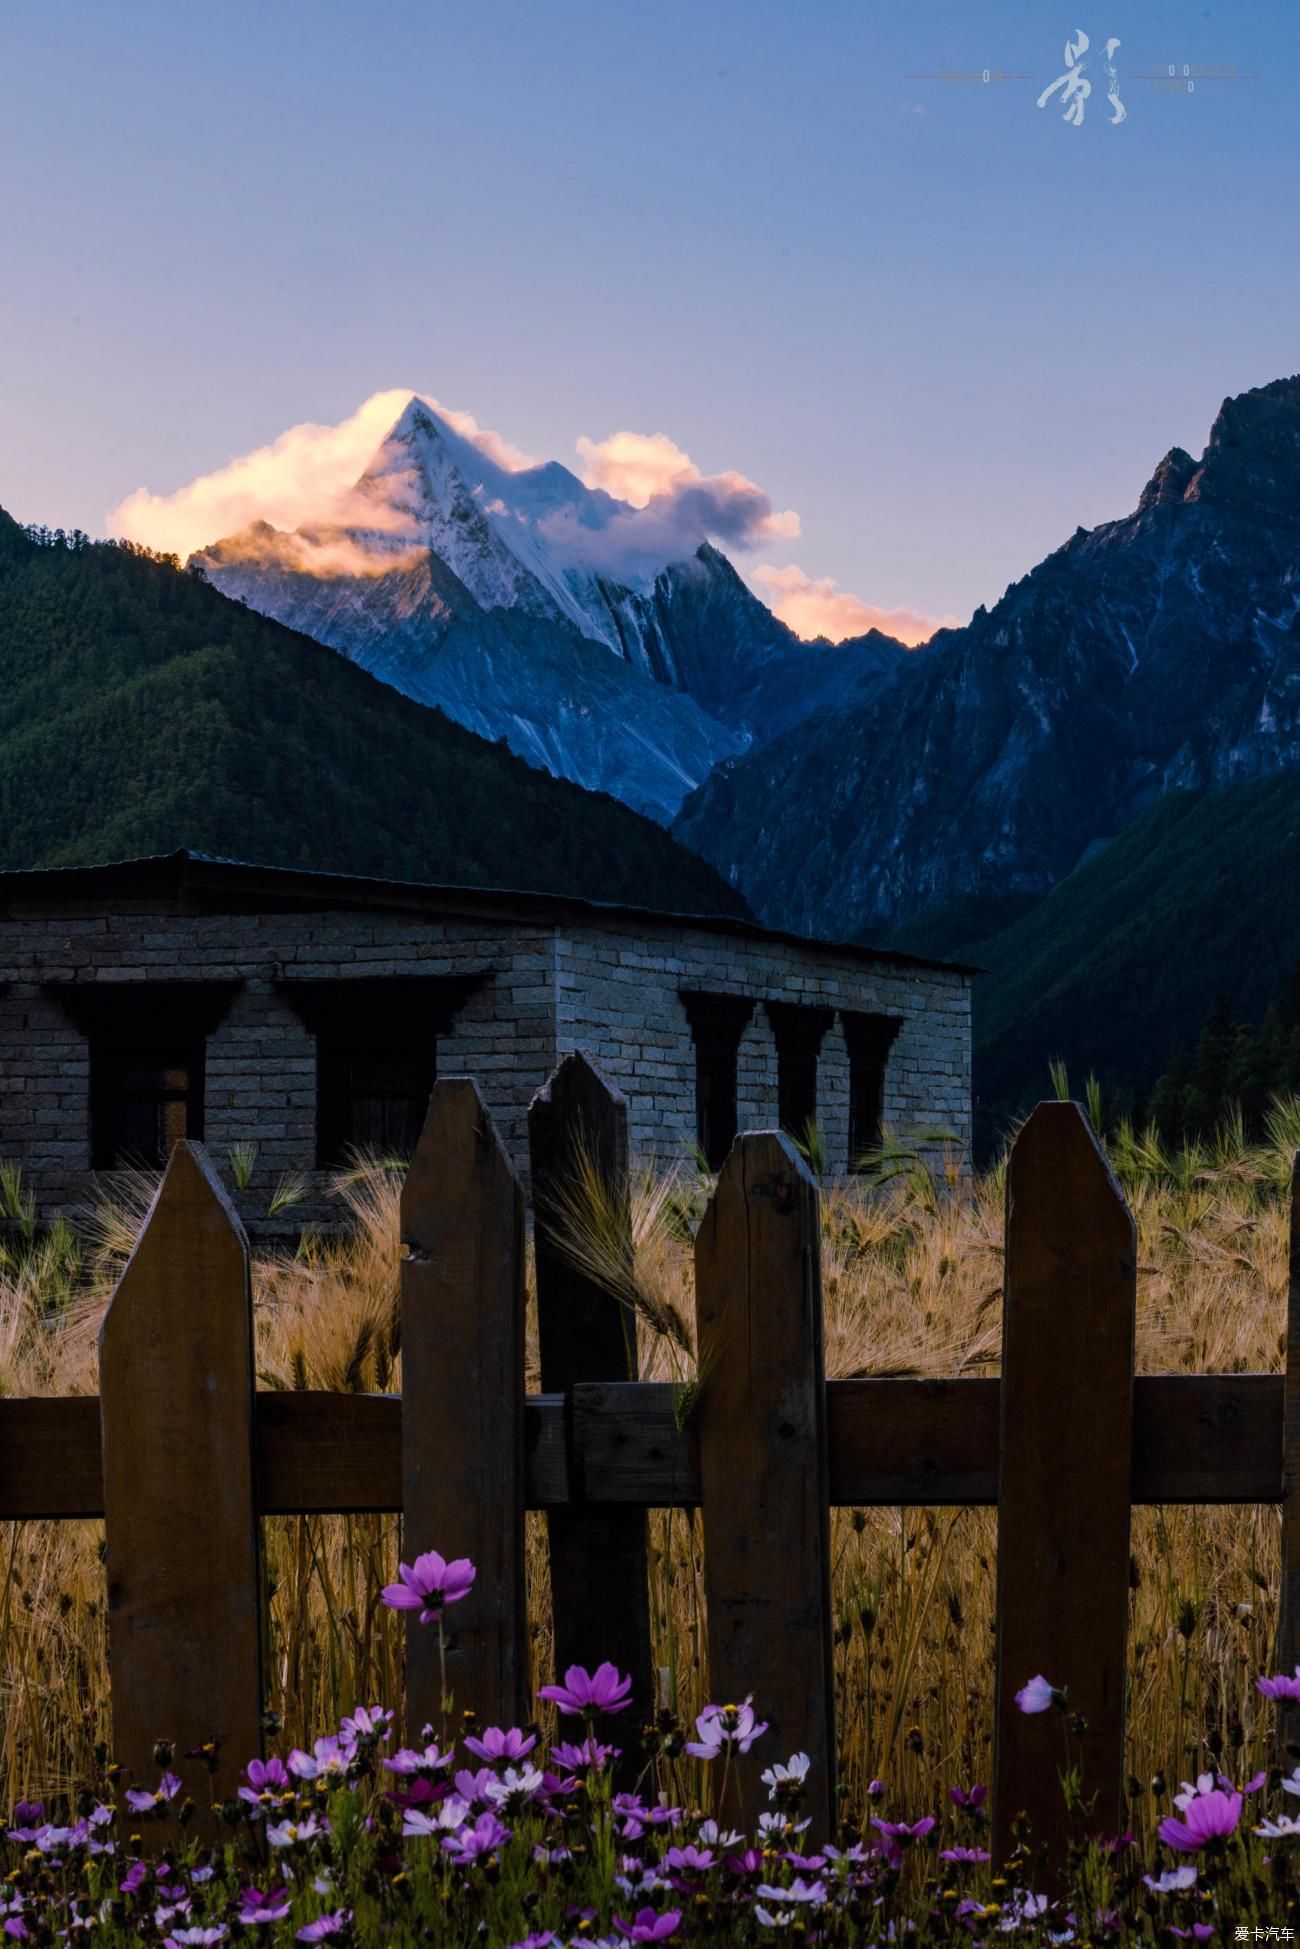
163;1932;228;1948
505;1937;558;1949
613;1909;681;1943
339;1706;393;1744
238;1888;293;1925
754;1878;827;1906
1014;1675;1059;1714
870;1815;935;1868
384;1741;453;1777
1158;1788;1242;1852
295;1913;351;1943
939;1845;990;1864
1168;1929;1216;1942
239;1757;292;1808
550;1737;619;1770
663;1844;715;1873
946;1783;987;1809
442;1811;512;1863
685;1698;768;1759
288;1735;356;1783
125;1771;182;1814
381;1552;476;1622
1258;1665;1300;1701
538;1661;633;1718
464;1725;538;1764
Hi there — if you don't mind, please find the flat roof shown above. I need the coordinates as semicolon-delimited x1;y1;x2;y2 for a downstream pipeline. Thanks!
0;851;978;977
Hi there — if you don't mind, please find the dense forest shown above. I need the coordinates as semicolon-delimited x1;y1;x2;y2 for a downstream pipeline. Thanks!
888;775;1300;1153
0;510;747;917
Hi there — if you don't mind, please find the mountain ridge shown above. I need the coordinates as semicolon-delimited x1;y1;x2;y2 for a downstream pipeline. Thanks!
675;373;1300;938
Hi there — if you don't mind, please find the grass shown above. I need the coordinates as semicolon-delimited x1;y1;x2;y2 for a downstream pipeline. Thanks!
0;1103;1295;1837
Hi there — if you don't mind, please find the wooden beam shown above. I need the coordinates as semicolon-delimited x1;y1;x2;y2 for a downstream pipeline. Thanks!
0;1373;1285;1521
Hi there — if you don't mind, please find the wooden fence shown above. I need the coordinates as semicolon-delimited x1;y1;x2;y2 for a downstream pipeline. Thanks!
1;1049;1299;1870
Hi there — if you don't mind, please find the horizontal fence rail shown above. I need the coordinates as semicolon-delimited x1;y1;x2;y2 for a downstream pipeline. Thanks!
0;1372;1283;1519
0;1050;1296;1866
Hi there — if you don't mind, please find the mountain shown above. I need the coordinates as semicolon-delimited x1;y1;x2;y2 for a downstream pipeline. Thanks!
0;507;749;918
888;770;1300;1151
675;375;1300;939
195;397;900;821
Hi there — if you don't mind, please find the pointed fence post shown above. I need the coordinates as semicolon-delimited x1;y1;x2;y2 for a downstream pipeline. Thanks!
1276;1153;1300;1761
99;1143;263;1823
529;1053;653;1739
994;1102;1136;1870
401;1079;527;1735
693;1131;835;1838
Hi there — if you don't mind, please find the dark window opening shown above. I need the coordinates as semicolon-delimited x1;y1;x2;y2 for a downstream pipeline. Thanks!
48;980;241;1171
843;1011;903;1170
316;1038;437;1164
277;973;486;1168
102;1051;202;1169
765;1002;833;1144
680;991;756;1170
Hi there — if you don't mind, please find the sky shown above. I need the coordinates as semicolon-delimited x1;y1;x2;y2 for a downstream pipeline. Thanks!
2;0;1298;639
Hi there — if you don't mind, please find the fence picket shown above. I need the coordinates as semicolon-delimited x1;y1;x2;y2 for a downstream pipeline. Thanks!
529;1052;653;1741
400;1078;527;1736
1277;1152;1300;1761
693;1130;835;1837
98;1142;263;1823
994;1102;1137;1869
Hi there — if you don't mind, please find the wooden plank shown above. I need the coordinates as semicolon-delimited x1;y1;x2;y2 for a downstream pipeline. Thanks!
400;1080;527;1734
830;1376;1000;1505
993;1102;1137;1869
571;1380;698;1504
694;1131;836;1837
1277;1154;1300;1760
1134;1374;1281;1504
530;1052;653;1740
0;1373;1285;1520
99;1143;263;1825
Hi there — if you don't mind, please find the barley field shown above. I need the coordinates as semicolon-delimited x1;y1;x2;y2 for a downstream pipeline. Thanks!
0;1099;1295;1828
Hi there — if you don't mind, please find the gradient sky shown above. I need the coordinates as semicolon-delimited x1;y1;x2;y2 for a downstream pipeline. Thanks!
2;0;1297;633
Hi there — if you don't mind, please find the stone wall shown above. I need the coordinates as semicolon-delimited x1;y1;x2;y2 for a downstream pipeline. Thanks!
0;900;969;1233
555;922;971;1172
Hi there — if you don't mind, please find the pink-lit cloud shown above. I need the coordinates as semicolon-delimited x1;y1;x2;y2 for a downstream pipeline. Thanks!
108;389;537;562
753;563;954;646
575;428;800;549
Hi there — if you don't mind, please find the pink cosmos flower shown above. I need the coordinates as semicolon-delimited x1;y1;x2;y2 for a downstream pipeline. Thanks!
1158;1788;1242;1852
613;1910;681;1943
539;1662;634;1718
1258;1666;1300;1701
870;1815;936;1868
551;1737;620;1770
1014;1675;1059;1714
685;1699;768;1758
295;1914;351;1944
442;1811;512;1863
947;1783;987;1809
237;1889;293;1926
384;1741;454;1777
125;1771;182;1815
239;1757;292;1808
381;1552;476;1622
463;1726;538;1764
940;1845;991;1864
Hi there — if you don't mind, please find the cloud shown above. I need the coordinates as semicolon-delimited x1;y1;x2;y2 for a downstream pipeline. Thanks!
108;388;536;561
202;524;424;582
753;563;954;646
565;429;799;573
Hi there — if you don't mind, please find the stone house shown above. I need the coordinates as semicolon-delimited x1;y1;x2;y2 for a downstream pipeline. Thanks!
0;852;973;1233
